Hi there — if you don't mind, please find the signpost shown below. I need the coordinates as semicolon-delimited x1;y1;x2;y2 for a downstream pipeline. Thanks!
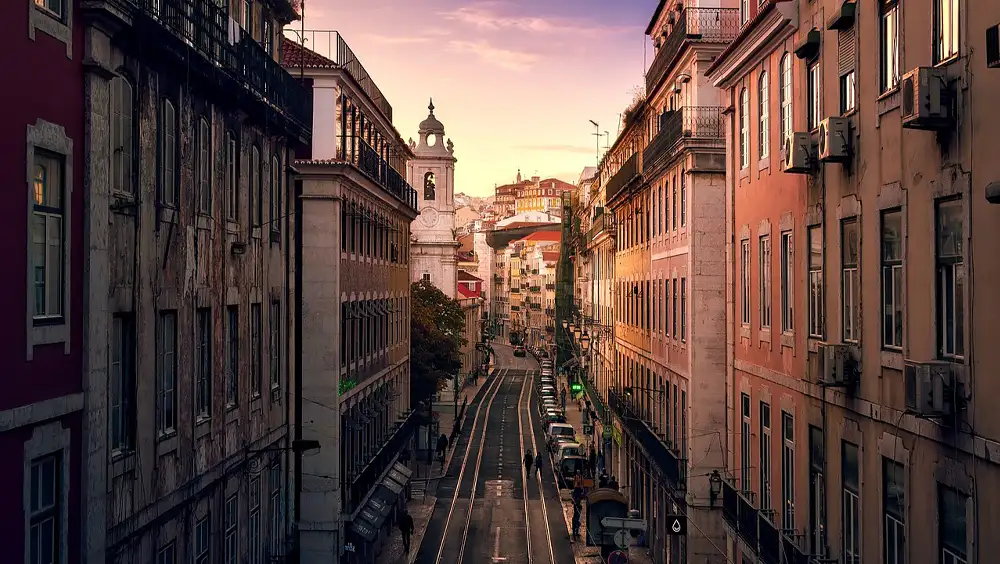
607;550;628;564
601;517;647;532
613;529;631;549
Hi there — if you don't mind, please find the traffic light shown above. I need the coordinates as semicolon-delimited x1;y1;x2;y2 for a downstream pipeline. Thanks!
570;382;583;393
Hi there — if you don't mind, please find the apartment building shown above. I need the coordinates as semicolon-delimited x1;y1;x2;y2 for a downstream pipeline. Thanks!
283;32;419;564
2;2;86;563
708;1;1000;563
515;177;577;215
486;223;561;344
78;1;308;562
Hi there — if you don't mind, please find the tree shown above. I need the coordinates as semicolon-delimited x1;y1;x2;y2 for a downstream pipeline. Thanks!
410;280;467;404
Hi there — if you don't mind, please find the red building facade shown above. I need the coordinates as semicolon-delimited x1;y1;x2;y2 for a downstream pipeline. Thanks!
0;0;85;562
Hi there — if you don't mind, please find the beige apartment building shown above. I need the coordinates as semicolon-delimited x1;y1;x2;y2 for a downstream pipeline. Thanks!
283;33;419;564
708;1;1000;563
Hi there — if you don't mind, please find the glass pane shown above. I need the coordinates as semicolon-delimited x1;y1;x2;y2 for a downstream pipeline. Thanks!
936;199;963;257
955;264;965;356
893;268;904;345
882;212;902;261
46;217;62;316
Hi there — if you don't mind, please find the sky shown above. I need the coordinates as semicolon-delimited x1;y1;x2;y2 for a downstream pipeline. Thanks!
292;0;658;196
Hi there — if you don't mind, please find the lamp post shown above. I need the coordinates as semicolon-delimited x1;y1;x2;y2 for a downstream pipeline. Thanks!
709;469;723;506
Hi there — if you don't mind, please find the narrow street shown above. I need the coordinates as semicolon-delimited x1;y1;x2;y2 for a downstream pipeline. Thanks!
414;345;575;564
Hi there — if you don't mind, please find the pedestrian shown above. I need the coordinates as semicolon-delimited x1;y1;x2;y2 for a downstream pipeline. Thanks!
535;453;543;476
436;433;448;457
599;473;608;488
398;507;415;553
588;448;597;474
571;503;581;539
523;450;534;474
560;387;567;410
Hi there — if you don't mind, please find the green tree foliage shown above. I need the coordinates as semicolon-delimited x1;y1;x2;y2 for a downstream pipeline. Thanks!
410;280;467;404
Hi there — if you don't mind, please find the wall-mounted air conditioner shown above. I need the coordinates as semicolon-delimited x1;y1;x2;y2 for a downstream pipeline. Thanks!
818;117;850;163
782;133;812;174
900;67;953;131
903;360;954;417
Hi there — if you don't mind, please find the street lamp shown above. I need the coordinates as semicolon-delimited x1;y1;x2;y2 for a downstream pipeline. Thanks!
573;326;582;342
569;322;577;335
580;331;591;352
709;469;723;505
562;318;569;330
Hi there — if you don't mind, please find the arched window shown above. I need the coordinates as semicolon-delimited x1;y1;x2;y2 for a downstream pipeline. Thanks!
780;53;792;147
424;171;436;200
758;71;770;158
110;76;134;194
740;88;749;169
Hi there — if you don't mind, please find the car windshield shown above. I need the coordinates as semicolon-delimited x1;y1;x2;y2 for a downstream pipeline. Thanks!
553;426;574;436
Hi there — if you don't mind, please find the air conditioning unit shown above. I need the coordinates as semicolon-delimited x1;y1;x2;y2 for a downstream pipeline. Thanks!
818;343;853;385
782;132;812;174
818;117;850;163
900;67;953;130
903;360;953;416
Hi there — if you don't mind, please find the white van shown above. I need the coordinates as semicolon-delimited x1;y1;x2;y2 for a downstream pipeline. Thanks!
547;423;575;443
554;441;583;463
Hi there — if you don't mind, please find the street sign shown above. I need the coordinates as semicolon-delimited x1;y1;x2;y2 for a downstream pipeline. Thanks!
601;517;647;532
665;514;687;536
602;427;612;439
613;529;631;549
607;550;628;564
583;423;594;434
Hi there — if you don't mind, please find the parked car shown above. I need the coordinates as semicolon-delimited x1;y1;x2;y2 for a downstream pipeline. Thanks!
557;455;588;488
514;346;526;357
546;423;575;443
539;385;556;396
542;410;567;424
554;441;583;463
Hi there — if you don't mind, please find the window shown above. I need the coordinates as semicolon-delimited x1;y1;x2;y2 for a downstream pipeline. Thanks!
680;170;686;227
809;426;827;556
781;412;795;529
740;88;750;169
195;516;210;564
759;235;771;329
740;393;751;490
883;459;906;564
740;0;749;25
250;476;261;564
935;199;964;358
225;494;238;564
842;442;860;564
270;301;281;391
110;77;134;194
251;303;262;396
681;389;687;453
672;179;677;231
759;402;772;510
880;0;900;92
780;231;793;332
672;277;678;336
34;0;64;19
270;460;283;552
780;54;792;145
271;156;281;234
262;17;274;54
227;306;239;407
881;210;904;349
841;219;860;342
740;240;751;325
28;452;61;564
759;72;770;158
808;226;824;338
226;132;238;221
156;311;177;435
198;118;211;213
109;314;135;452
31;151;65;322
680;277;687;342
841;71;856;114
939;486;967;564
935;0;959;63
156;543;175;564
808;62;821;131
160;100;177;206
195;308;212;420
251;146;262;227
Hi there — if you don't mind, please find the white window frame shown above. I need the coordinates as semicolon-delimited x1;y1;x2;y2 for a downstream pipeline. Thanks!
781;411;795;529
160;99;178;206
780;231;793;332
251;303;262;397
842;442;861;564
758;72;770;158
271;155;282;234
157;311;177;436
841;71;857;114
759;235;771;329
270;300;281;391
880;0;901;93
808;226;825;338
156;543;175;564
935;198;964;358
680;169;687;227
740;0;749;25
226;132;238;221
759;401;772;510
780;53;793;146
881;210;904;349
23;423;71;564
741;239;751;325
109;314;135;453
251;146;262;228
883;459;906;564
110;76;134;195
808;61;821;131
740;88;750;169
935;0;959;63
31;151;64;323
841;219;860;343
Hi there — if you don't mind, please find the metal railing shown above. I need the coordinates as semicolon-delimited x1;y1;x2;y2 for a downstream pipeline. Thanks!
285;30;393;121
604;153;639;203
646;8;741;94
342;138;417;211
116;0;311;137
643;106;725;172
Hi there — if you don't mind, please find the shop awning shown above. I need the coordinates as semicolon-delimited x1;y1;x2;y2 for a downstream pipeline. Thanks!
367;485;397;518
350;516;379;542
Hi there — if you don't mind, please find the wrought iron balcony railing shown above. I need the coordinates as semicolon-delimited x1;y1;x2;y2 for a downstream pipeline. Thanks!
606;388;683;489
643;106;725;173
721;478;809;564
605;152;640;203
342;138;418;212
587;210;608;241
105;0;312;140
530;286;541;293
646;7;741;94
286;30;393;121
545;308;554;316
545;283;555;290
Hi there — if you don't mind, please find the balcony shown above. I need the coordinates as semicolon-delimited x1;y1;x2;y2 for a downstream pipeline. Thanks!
545;284;555;290
347;138;418;212
646;7;741;94
607;388;683;489
721;480;809;564
545;308;554;316
94;0;312;143
286;30;393;121
643;106;725;174
605;153;640;203
511;288;520;294
347;409;418;513
511;305;521;312
587;210;608;241
530;286;541;293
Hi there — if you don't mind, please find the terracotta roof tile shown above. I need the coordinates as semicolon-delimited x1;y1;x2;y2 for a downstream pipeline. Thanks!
458;270;483;281
282;37;338;69
542;251;560;261
518;231;562;243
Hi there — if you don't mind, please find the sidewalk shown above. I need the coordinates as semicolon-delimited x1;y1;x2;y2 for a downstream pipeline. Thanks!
560;375;655;564
376;370;494;564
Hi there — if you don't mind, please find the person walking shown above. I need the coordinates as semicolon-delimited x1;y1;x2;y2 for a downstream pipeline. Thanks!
398;507;415;554
560;386;567;410
534;453;543;476
523;450;534;474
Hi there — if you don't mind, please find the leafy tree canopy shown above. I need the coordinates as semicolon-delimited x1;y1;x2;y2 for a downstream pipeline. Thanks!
410;280;467;404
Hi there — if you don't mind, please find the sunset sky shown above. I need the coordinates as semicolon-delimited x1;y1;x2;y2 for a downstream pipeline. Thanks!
292;0;658;196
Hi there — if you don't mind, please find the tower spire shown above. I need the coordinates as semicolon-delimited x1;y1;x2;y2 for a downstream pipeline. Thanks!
428;98;435;114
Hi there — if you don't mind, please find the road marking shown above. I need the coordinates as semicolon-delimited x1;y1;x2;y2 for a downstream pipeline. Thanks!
491;525;506;562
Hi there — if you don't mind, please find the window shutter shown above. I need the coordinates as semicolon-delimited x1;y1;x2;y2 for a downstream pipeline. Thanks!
838;27;856;76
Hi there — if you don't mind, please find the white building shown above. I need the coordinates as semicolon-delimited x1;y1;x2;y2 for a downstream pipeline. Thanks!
408;100;459;298
496;210;561;227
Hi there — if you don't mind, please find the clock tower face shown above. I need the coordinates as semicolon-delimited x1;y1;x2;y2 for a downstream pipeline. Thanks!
420;207;440;227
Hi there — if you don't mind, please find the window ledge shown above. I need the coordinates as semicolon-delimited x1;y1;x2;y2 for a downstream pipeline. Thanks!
226;220;240;235
156;433;178;457
251;395;263;412
758;158;770;172
271;230;281;244
196;214;213;231
32;321;68;350
109;450;136;479
806;337;822;352
880;349;904;370
195;416;212;439
251;226;262;239
740;324;751;339
739;167;751;180
759;327;772;344
29;2;72;59
780;331;794;349
877;87;901;117
159;207;179;225
225;404;240;425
